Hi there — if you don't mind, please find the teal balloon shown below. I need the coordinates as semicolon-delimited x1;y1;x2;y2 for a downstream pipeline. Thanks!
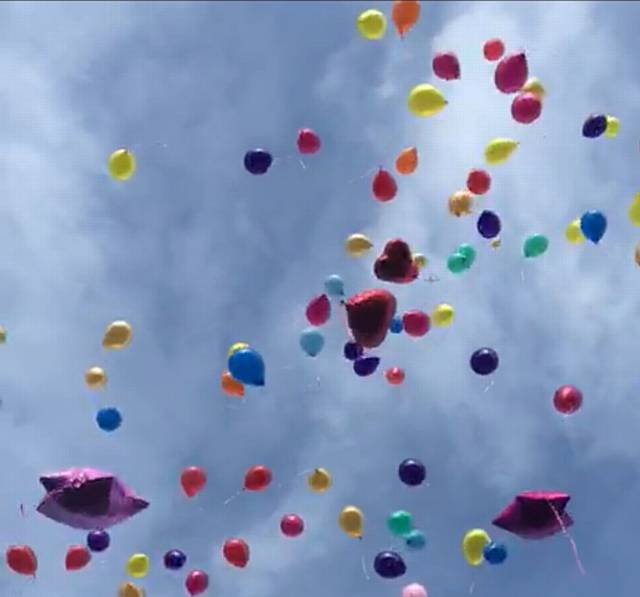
447;252;467;274
457;243;476;267
523;234;549;258
387;510;413;537
324;274;344;297
300;328;325;357
228;348;265;386
405;529;426;550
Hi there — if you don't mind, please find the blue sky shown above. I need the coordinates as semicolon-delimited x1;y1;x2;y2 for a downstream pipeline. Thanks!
1;1;640;596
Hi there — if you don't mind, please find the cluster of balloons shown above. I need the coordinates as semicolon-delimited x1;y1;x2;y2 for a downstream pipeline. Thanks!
243;128;322;175
226;342;265;387
356;1;420;40
462;529;508;566
447;243;476;274
300;275;345;357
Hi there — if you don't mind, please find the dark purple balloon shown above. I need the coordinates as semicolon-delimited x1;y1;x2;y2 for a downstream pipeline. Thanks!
354;356;380;377
582;114;607;138
244;149;273;174
477;210;501;239
86;529;110;552
373;551;406;579
398;458;426;486
470;347;499;375
164;549;187;570
344;341;363;361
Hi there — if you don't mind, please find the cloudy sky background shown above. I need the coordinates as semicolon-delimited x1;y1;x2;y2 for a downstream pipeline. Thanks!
0;1;639;596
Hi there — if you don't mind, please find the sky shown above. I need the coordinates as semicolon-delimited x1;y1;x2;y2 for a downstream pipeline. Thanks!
0;1;640;596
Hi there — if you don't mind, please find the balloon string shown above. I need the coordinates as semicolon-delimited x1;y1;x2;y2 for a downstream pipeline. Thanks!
520;270;525;282
360;554;371;581
223;489;243;506
547;500;586;575
347;167;377;185
483;380;495;393
468;581;476;595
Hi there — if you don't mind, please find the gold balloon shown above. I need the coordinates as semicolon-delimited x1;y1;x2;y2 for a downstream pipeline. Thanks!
448;190;473;217
85;366;107;389
490;238;501;248
345;233;373;257
118;582;145;597
412;253;428;270
102;321;133;350
339;505;364;538
307;468;332;492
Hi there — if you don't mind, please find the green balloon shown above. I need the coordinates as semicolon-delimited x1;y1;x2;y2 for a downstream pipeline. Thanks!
387;510;413;537
447;252;467;274
457;243;476;268
523;234;549;258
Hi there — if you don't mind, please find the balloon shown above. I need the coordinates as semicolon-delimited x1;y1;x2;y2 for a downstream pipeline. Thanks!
65;545;91;571
357;9;386;40
222;371;245;398
181;466;207;498
395;146;418;175
484;542;508;564
387;510;413;537
126;553;150;578
448;189;474;217
345;233;373;257
490;239;502;248
339;505;364;538
403;583;428;597
391;0;420;37
300;328;325;357
374;239;418;284
565;219;585;244
108;149;136;181
628;194;640;226
223;538;250;568
405;529;427;550
353;356;380;377
477;210;501;239
466;169;491;195
457;243;476;267
402;310;430;337
511;92;542;124
297;128;321;154
102;320;133;349
483;38;504;61
521;77;546;100
164;549;186;570
344;341;363;361
398;458;426;486
372;168;398;202
408;84;447;117
6;545;37;576
119;582;145;597
553;385;583;415
345;289;396;348
431;303;454;327
96;407;122;432
244;149;272;174
580;210;607;244
280;514;304;537
523;234;549;258
244;465;272;491
228;348;265;386
485;138;519;165
374;551;406;579
306;295;331;326
582;114;607;138
413;253;428;269
385;367;405;385
389;315;404;334
636;242;640;267
0;325;6;343
432;51;460;80
307;468;332;492
185;570;209;596
605;115;620;138
324;274;345;297
462;529;491;566
494;52;528;93
87;530;110;552
85;366;107;389
470;347;499;375
447;252;467;274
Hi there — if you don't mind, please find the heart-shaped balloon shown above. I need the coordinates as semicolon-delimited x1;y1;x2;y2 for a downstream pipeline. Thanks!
374;239;418;283
345;289;396;348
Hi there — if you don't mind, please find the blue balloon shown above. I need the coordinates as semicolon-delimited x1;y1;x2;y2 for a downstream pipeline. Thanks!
483;542;507;565
244;149;272;175
300;328;325;357
228;348;265;386
389;316;403;334
582;114;607;138
405;529;426;551
324;274;344;297
580;210;607;244
96;407;122;432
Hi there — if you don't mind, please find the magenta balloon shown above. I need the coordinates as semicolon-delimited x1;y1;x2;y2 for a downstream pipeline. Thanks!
494;52;528;93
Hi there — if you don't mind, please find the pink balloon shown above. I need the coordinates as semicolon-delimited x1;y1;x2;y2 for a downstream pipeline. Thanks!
511;92;542;124
306;294;331;326
185;570;209;596
483;38;504;61
494;52;528;93
402;583;428;597
432;51;460;80
280;514;304;537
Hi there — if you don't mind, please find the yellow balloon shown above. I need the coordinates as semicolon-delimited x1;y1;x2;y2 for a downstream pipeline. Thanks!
126;553;150;579
431;303;454;327
565;219;585;244
521;77;546;100
345;233;373;257
0;325;6;344
462;528;491;566
490;238;501;248
85;366;107;389
339;505;364;538
408;84;447;117
413;253;428;270
118;582;145;597
308;468;332;492
228;342;249;357
605;115;620;139
356;9;387;40
484;138;519;165
108;149;136;181
628;197;640;226
102;321;133;349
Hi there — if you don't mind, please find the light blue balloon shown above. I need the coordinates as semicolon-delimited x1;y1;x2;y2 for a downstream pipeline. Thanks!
389;315;403;334
228;348;265;386
300;328;325;357
324;274;344;297
405;529;426;551
580;210;607;244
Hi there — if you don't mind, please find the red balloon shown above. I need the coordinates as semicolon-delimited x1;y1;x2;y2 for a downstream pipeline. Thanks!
223;538;250;568
297;128;321;154
483;38;505;61
280;514;304;537
185;570;209;596
511;92;542;124
385;367;405;385
244;465;272;491
494;52;528;94
6;545;37;576
65;545;91;571
466;169;491;195
345;289;397;349
432;51;460;80
553;385;583;415
372;168;397;202
181;466;207;498
402;310;430;337
306;294;331;326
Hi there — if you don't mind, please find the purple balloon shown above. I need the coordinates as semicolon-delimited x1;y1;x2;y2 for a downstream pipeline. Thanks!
374;551;406;579
470;347;499;375
477;210;501;239
86;529;110;552
343;341;363;361
244;149;273;174
353;356;380;377
582;114;607;138
398;458;426;486
164;549;187;570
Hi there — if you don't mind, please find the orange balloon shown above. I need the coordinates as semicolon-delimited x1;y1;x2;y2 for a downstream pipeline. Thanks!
635;242;640;267
222;371;244;398
392;0;421;38
395;147;418;175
